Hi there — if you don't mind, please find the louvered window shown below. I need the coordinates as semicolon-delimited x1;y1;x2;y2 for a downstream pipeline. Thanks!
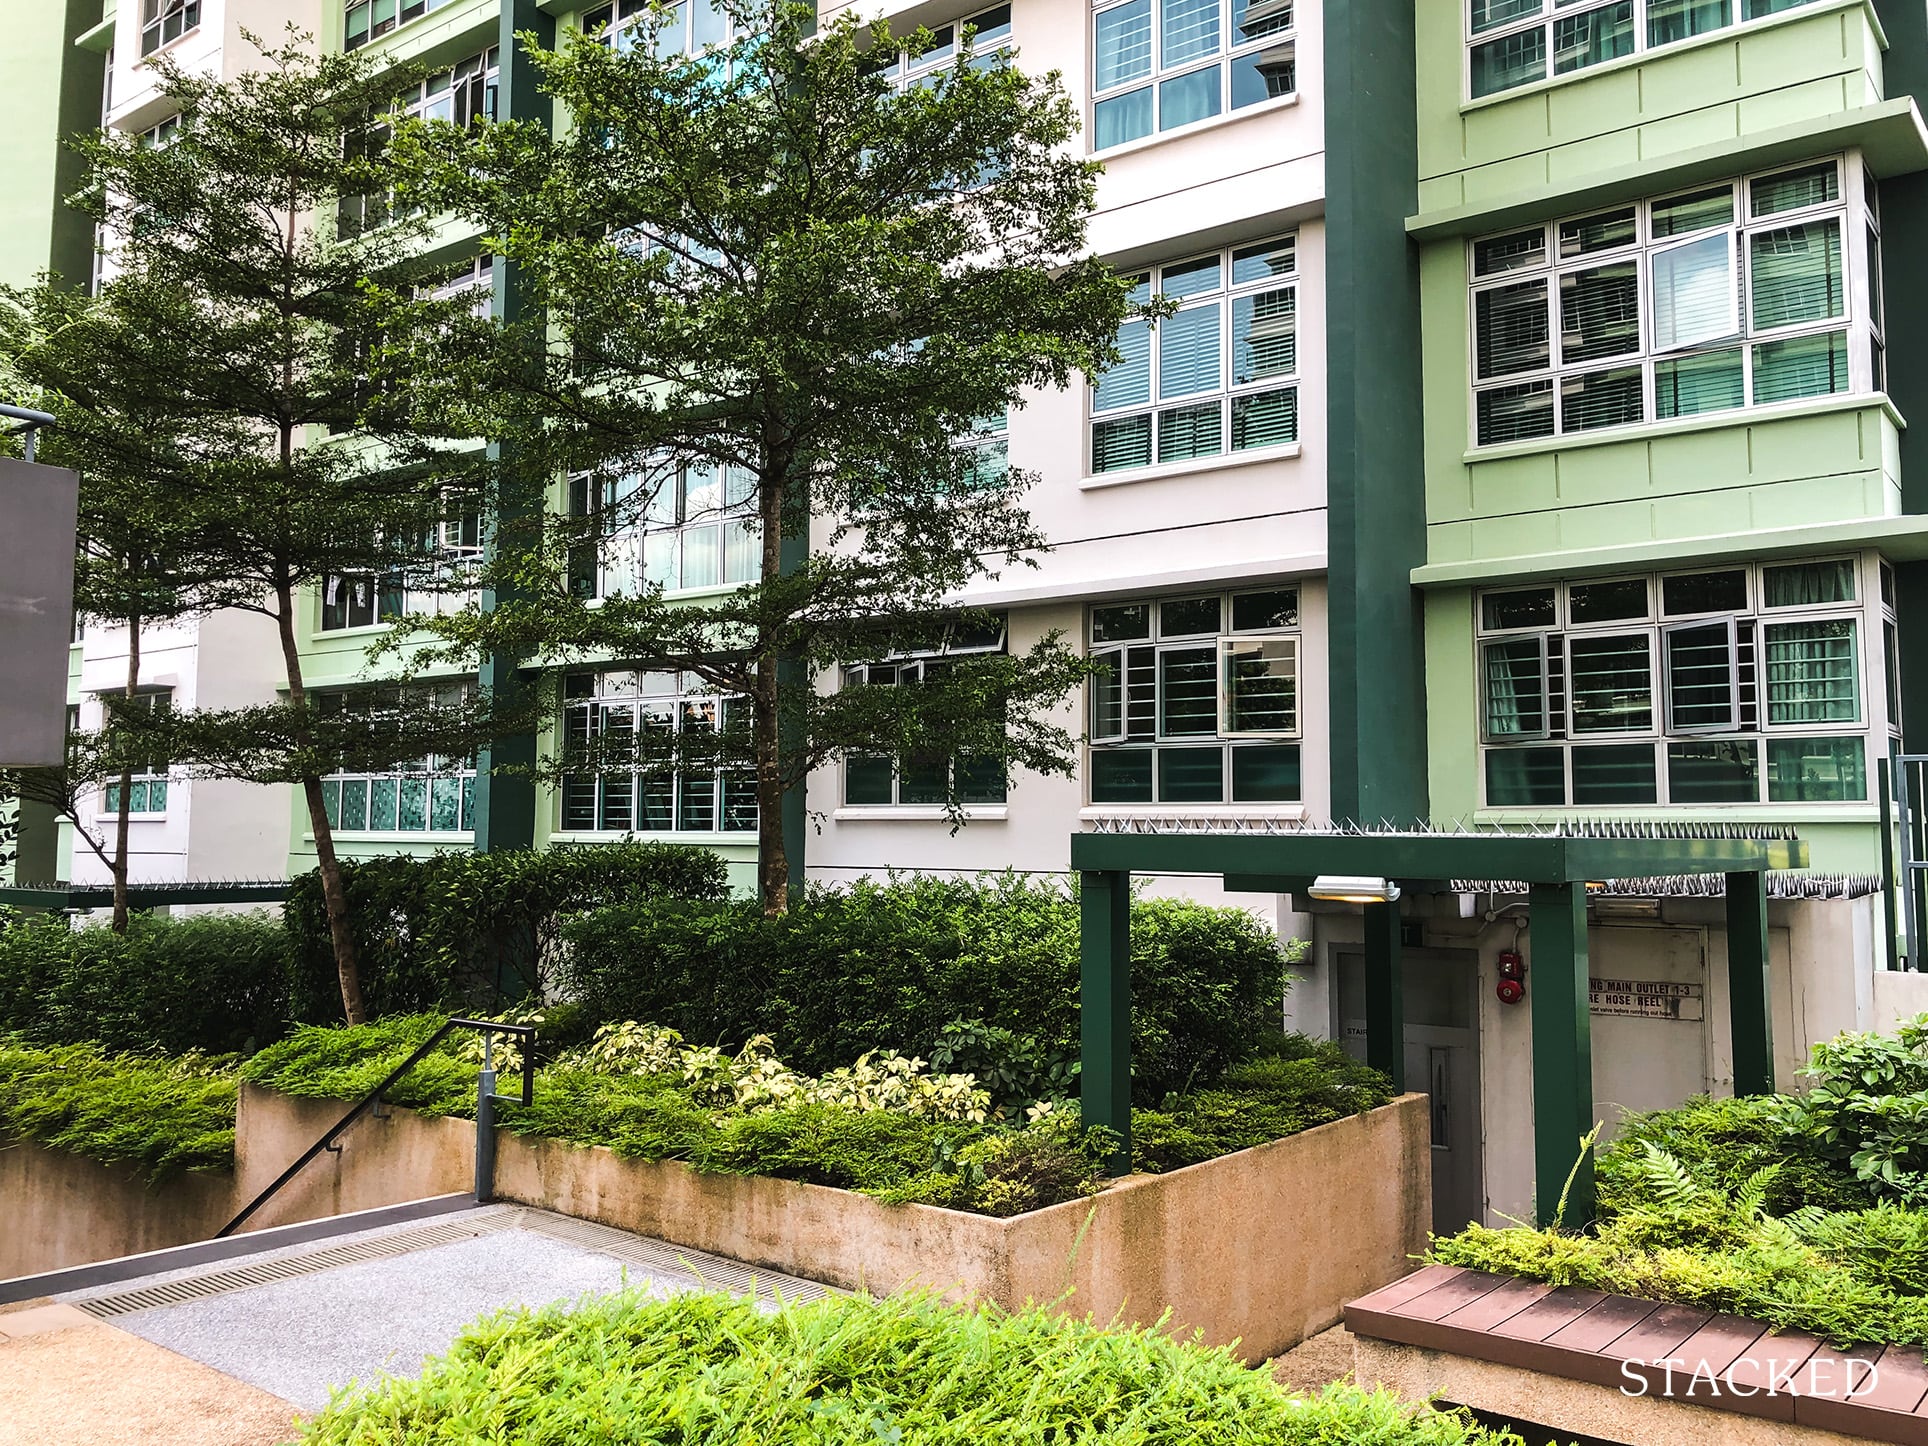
559;671;756;834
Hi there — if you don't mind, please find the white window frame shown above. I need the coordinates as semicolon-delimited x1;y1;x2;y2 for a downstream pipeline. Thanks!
1466;154;1877;450
558;670;757;837
1090;0;1297;151
583;0;739;59
97;689;173;819
318;684;477;836
869;3;1015;90
344;0;459;52
1089;234;1300;476
569;459;760;600
142;0;199;56
840;618;1011;808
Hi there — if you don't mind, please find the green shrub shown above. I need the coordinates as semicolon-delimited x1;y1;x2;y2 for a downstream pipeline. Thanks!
1768;1017;1928;1205
298;1289;1525;1445
1600;1094;1876;1217
284;841;729;1022
0;1036;238;1180
0;912;293;1055
563;873;1290;1100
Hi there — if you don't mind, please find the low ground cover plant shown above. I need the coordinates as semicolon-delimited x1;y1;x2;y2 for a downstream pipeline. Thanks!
297;1289;1526;1445
1430;1017;1928;1349
0;1035;237;1181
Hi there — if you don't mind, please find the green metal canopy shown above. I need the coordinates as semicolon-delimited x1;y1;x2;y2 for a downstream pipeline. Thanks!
1070;820;1809;1227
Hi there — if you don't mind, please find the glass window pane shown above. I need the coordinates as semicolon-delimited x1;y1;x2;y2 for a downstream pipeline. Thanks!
724;521;760;583
1233;287;1295;382
340;779;369;831
461;777;475;831
1664;622;1736;730
1764;560;1854;607
1553;2;1633;74
1158;65;1221;130
681;525;721;588
369;777;399;831
598;774;633;831
561;776;595;830
1751;161;1838;217
322;779;342;827
1224;638;1296;733
1094;88;1153;149
1092;603;1151;641
398;777;428;830
1569;633;1652;732
721;772;757;830
1161;255;1221;297
1157;402;1223;462
1481;587;1555;630
1096;0;1154;86
957;755;1007;804
1161;0;1220;65
1767;736;1866;802
1753;329;1849;404
1750;219;1843;329
1474;229;1546;277
1655;348;1744;418
1231;743;1300;801
1231;238;1294;284
1572;744;1658;804
678;771;716;830
1475;278;1550;378
1483;638;1546;738
1091;748;1154;802
1648;0;1729;44
1230;45;1297;107
1094;318;1151;411
1569;578;1647;623
1232;589;1297;631
692;0;727;47
1232;388;1296;449
1662;569;1746;615
1486;747;1564;806
639;774;675;830
1558;208;1637;258
1471;0;1541;34
1158;646;1218;735
1765;619;1858;724
1476;376;1555;441
1470;27;1546;97
1560;366;1644;432
1161;596;1219;634
1653;185;1734;238
1159;304;1221;397
1159;745;1224;801
1652;233;1736;350
1668;740;1759;802
900;756;948;805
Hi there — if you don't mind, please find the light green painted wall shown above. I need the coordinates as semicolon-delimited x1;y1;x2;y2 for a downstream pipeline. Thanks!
0;0;103;290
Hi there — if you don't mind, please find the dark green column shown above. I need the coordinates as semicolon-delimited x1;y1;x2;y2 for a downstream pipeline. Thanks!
473;0;557;855
778;511;808;901
1726;870;1775;1096
1363;899;1405;1091
1529;882;1594;1227
1079;869;1132;1175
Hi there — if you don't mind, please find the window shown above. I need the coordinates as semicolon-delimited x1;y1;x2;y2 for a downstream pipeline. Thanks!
320;506;483;632
142;0;199;55
1469;157;1877;447
1087;588;1300;805
1467;0;1826;99
1477;557;1886;807
868;4;1014;88
1091;236;1298;473
584;0;735;58
339;53;498;237
559;671;756;834
344;0;459;51
842;617;1010;807
317;687;476;834
140;116;182;150
1092;0;1294;149
568;460;759;598
100;690;171;816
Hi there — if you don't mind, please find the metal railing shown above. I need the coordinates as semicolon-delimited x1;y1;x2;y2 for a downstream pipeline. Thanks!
1890;753;1928;972
215;1017;536;1239
0;404;55;463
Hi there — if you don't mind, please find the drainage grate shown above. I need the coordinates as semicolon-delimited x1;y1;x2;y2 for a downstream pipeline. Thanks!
75;1211;523;1318
513;1210;840;1304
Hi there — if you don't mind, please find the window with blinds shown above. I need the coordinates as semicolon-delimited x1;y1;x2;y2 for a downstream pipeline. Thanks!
1091;235;1298;474
1467;155;1876;448
1468;0;1827;100
1092;0;1295;149
1475;556;1884;807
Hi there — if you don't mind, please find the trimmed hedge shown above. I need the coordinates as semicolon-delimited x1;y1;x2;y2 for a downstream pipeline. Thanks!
285;841;729;1020
562;874;1290;1101
0;911;292;1055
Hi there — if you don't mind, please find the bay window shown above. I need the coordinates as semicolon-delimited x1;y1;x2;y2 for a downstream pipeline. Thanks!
868;3;1013;88
1091;235;1298;474
1088;588;1300;805
142;0;199;55
1470;156;1880;447
568;460;759;598
559;671;756;834
320;507;482;632
1091;0;1294;150
1467;0;1827;100
318;687;477;835
842;617;1009;807
1477;557;1889;807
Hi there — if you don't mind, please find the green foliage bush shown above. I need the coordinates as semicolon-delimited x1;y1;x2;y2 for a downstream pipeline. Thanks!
1768;1017;1928;1204
0;911;293;1055
563;874;1291;1100
298;1289;1525;1445
284;841;728;1021
0;1035;237;1181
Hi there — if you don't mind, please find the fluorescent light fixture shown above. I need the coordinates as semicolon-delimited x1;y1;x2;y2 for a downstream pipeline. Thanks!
1308;875;1401;904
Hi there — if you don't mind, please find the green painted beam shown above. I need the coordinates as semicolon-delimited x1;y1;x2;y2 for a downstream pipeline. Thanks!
1221;873;1317;894
1079;869;1132;1177
1529;882;1595;1228
1726;871;1776;1096
1363;900;1404;1092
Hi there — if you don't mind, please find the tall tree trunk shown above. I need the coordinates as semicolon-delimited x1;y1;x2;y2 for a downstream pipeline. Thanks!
752;656;787;917
274;583;367;1024
109;600;140;933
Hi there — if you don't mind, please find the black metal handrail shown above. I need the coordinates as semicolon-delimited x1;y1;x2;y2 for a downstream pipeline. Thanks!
216;1017;537;1240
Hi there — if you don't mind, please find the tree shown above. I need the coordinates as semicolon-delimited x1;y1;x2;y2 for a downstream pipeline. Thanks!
0;33;517;1018
381;0;1137;914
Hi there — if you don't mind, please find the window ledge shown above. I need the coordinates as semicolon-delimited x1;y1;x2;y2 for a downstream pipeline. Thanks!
832;806;1008;822
1082;441;1301;491
313;624;393;641
1092;91;1299;163
551;830;758;844
93;813;168;823
307;831;474;843
1080;804;1306;820
1463;391;1904;465
137;28;203;65
1459;0;1881;113
1475;805;1879;823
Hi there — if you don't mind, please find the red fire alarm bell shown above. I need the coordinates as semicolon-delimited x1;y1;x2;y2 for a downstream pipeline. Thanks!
1496;949;1526;1005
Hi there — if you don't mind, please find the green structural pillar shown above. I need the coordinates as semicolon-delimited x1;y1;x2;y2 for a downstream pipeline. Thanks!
1080;869;1132;1176
1529;882;1594;1228
1726;870;1775;1096
1363;899;1405;1092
